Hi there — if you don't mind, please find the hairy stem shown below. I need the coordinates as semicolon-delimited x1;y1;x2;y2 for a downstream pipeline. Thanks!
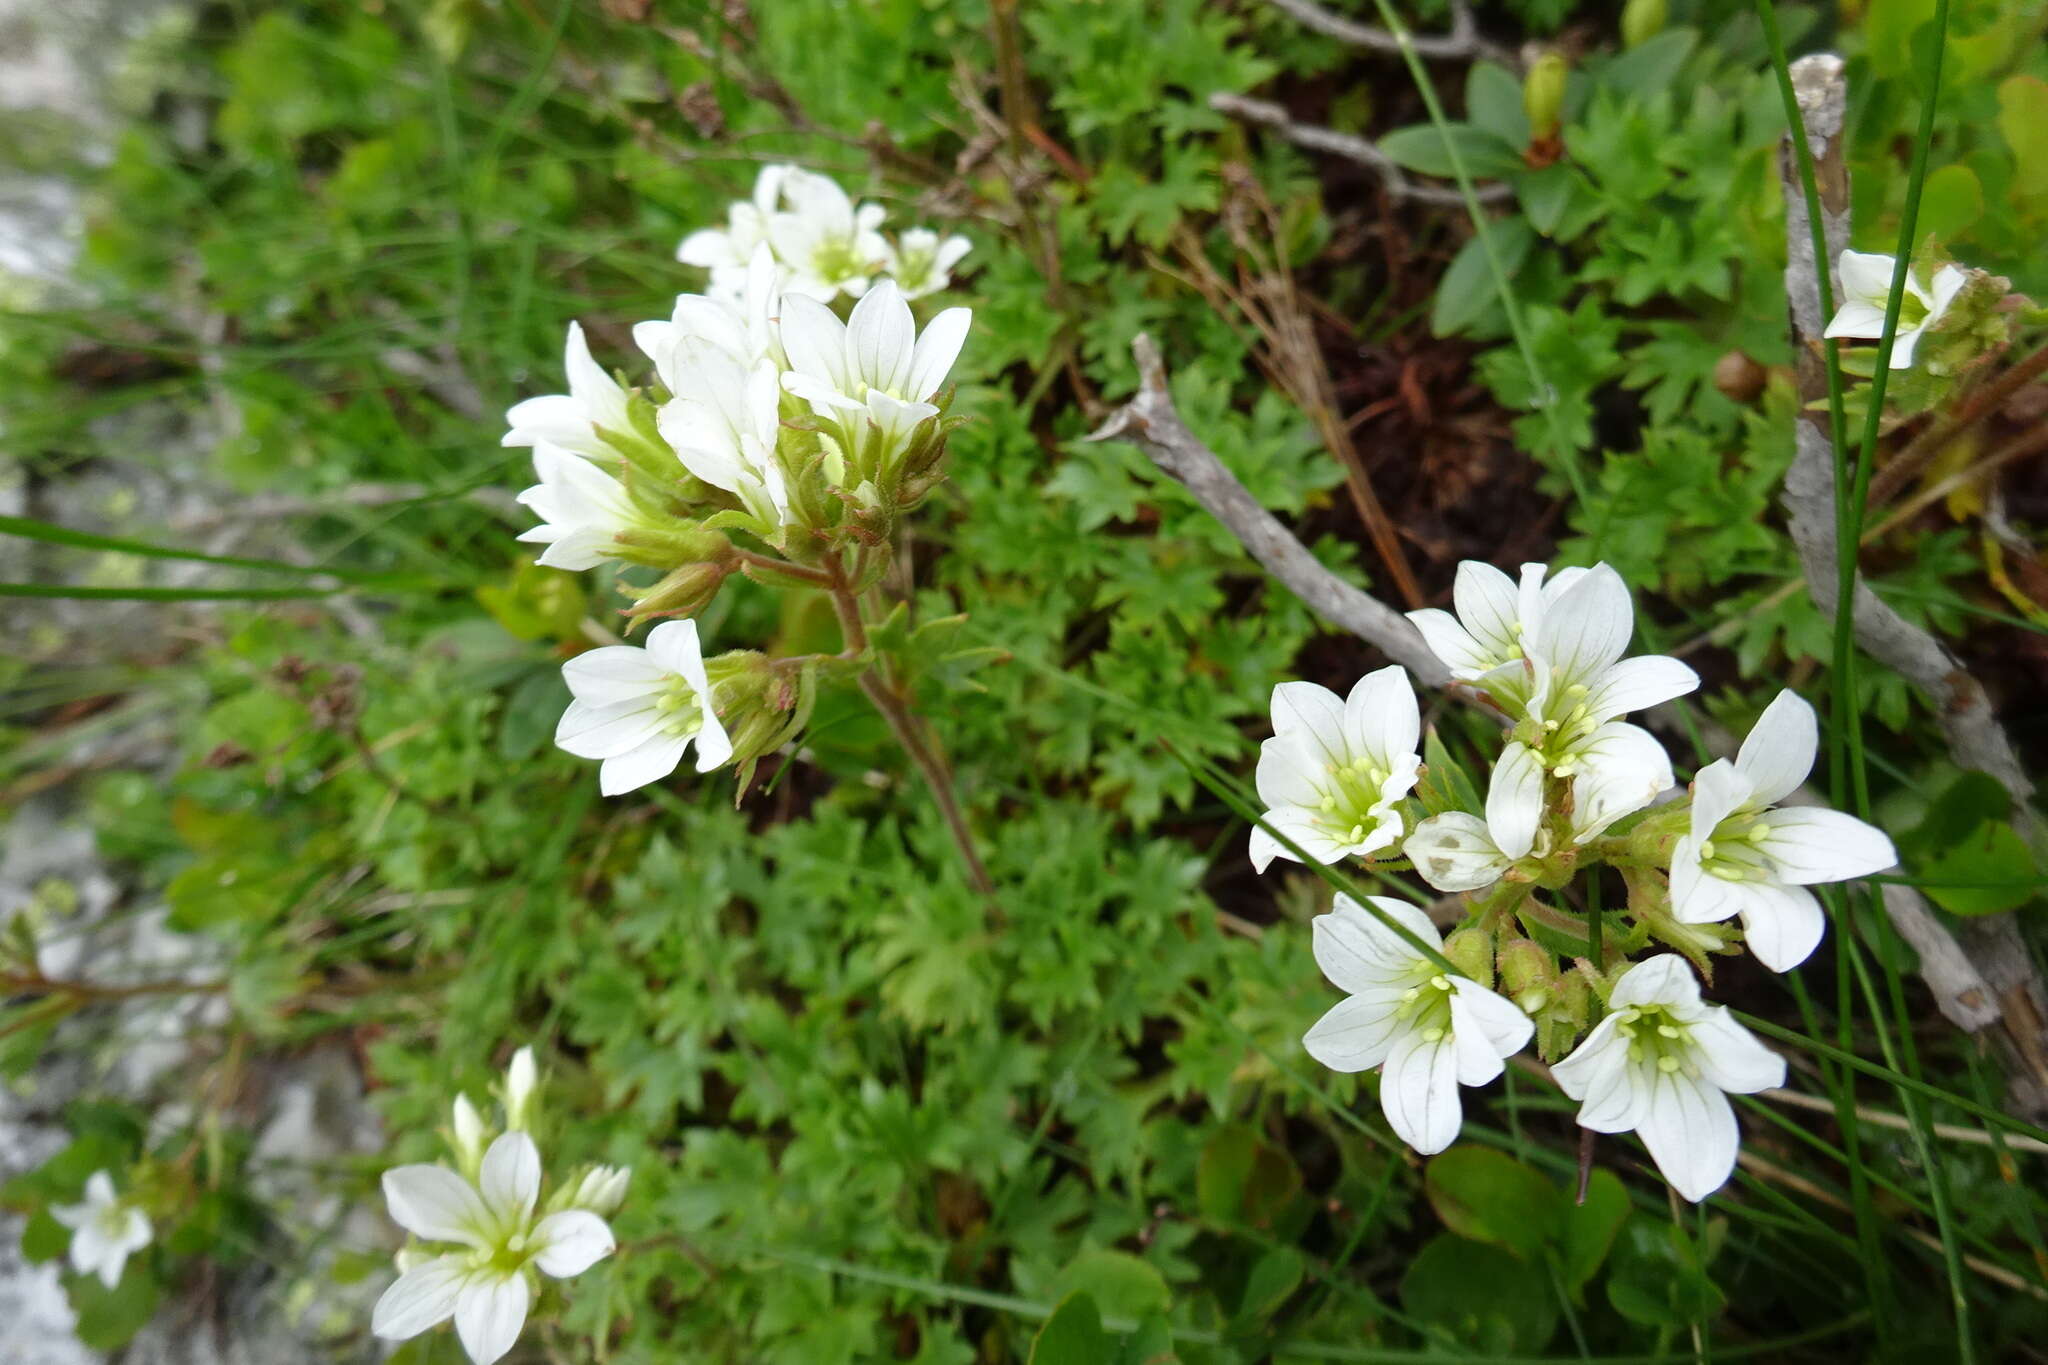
825;563;998;902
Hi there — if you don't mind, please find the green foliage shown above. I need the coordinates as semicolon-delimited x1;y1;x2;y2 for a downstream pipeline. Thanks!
4;0;2045;1361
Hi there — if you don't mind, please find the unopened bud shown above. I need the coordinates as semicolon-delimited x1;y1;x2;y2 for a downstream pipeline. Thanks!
1522;52;1569;144
1443;928;1494;987
449;1093;488;1176
1621;0;1666;47
624;560;731;623
551;1164;632;1218
1497;938;1556;1011
502;1048;538;1132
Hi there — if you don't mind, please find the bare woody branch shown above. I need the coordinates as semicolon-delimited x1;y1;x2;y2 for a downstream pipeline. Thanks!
1211;93;1514;208
1256;0;1512;64
1086;334;1450;685
1776;53;2048;1113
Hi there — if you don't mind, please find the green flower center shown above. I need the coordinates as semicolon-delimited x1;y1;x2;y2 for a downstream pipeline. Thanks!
652;678;706;740
1696;813;1772;881
1396;971;1458;1042
810;237;867;286
1614;1005;1698;1077
1315;755;1393;844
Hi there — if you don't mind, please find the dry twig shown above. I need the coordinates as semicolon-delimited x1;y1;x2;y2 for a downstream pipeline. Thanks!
1086;334;1448;684
1211;92;1514;208
1775;53;2048;1113
1256;0;1512;64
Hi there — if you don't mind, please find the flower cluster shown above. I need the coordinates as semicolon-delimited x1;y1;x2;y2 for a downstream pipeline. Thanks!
373;1048;629;1365
500;167;973;795
1266;560;1897;1201
676;164;969;303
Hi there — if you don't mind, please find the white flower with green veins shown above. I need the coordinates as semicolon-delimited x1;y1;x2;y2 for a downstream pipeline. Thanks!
1249;668;1422;874
554;621;733;795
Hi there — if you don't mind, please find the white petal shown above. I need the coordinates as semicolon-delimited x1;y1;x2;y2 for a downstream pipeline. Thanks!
116;1208;151;1256
1608;954;1702;1011
1405;608;1493;677
1268;681;1350;765
1822;298;1889;341
68;1225;111;1279
1550;1014;1628;1103
555;699;663;761
454;1273;531;1365
1486;742;1544;860
1345;666;1419;771
478;1132;540;1225
1533;564;1635;689
85;1172;116;1205
1403;812;1508;893
598;733;691;796
1688;759;1754;838
1752;808;1897;884
845;281;915;393
644;619;705;680
1254;733;1324;808
1379;1027;1463;1155
1689;1010;1786;1093
382;1165;492;1248
1451;560;1523;660
562;645;671;706
1574;1053;1648;1133
1638;1071;1739;1203
1734;880;1827;973
1580;654;1698;723
678;226;738;268
692;708;734;772
907;307;972;399
1568;721;1675;841
1249;805;1352;872
1835;250;1899;303
779;295;852;392
1733;691;1817;805
503;395;611;459
532;1210;616;1278
1667;841;1745;925
1312;894;1438;992
1303;994;1406;1073
372;1255;470;1340
1449;978;1534;1063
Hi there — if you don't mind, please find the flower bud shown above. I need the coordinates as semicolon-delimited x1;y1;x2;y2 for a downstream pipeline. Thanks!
623;560;732;624
1443;928;1494;988
1522;51;1569;144
551;1164;632;1218
1621;0;1665;48
448;1093;488;1177
502;1047;538;1132
1497;938;1556;1016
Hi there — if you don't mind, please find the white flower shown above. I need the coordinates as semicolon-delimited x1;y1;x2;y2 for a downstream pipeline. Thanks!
1249;668;1422;874
514;443;640;571
1668;691;1897;972
779;280;971;479
1552;955;1784;1202
555;620;734;795
1408;562;1691;836
766;167;891;301
884;228;971;300
503;322;633;461
677;164;791;299
1404;741;1544;892
655;344;791;527
1823;250;1967;369
51;1171;150;1290
636;244;785;386
1303;895;1534;1154
372;1132;616;1365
